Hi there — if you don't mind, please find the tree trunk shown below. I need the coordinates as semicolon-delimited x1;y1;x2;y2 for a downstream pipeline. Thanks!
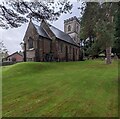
105;46;112;64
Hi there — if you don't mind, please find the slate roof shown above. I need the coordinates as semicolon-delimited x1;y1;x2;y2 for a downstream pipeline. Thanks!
34;24;49;39
33;22;79;47
49;24;79;46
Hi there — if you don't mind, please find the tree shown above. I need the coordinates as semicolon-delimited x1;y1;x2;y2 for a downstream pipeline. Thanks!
80;2;100;58
95;3;117;64
80;2;118;64
95;19;114;64
114;2;120;58
0;0;73;29
80;2;99;41
0;41;8;61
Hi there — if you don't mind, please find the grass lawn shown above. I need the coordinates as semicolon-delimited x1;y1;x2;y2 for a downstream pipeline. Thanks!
2;60;118;117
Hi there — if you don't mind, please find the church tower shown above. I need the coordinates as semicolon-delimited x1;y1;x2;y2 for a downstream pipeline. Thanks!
64;16;80;44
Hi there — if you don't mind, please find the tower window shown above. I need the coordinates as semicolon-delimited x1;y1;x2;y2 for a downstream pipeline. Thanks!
28;37;33;49
68;25;71;31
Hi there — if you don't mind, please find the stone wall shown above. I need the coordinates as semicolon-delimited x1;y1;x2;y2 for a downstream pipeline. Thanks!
26;50;35;61
55;39;80;61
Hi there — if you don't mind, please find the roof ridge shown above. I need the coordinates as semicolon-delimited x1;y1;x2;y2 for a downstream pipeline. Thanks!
41;20;56;39
49;24;72;39
40;23;52;39
49;24;65;34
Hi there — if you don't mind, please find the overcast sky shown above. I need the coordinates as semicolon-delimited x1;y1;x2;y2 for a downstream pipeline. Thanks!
0;1;81;54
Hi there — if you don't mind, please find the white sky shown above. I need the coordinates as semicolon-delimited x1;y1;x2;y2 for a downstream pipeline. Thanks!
0;1;81;54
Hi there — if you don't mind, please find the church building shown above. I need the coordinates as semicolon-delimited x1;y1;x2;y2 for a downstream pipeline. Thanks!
23;16;81;62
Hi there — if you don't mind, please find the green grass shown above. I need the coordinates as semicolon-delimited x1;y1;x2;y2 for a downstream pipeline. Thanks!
2;60;118;117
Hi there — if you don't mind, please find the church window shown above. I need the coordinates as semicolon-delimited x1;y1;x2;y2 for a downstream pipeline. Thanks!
76;49;77;55
60;43;63;53
68;25;71;31
69;46;71;54
28;37;33;49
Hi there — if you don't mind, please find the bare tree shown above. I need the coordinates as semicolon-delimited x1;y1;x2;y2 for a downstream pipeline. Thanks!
0;41;8;61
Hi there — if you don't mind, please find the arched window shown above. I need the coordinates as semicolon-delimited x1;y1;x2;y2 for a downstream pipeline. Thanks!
28;37;33;49
76;49;77;55
60;43;63;53
68;25;71;31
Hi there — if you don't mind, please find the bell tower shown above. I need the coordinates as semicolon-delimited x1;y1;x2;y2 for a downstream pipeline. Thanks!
64;16;80;44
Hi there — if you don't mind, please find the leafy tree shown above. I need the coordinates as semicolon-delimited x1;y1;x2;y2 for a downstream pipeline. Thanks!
0;0;73;29
80;2;99;41
114;2;120;58
80;2;118;64
95;3;117;64
80;2;100;59
95;20;114;64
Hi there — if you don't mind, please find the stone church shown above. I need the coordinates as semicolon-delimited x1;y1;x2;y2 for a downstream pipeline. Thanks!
23;16;80;62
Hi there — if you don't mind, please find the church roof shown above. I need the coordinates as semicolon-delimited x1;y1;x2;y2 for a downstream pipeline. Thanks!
33;22;79;46
49;24;79;46
34;24;49;39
